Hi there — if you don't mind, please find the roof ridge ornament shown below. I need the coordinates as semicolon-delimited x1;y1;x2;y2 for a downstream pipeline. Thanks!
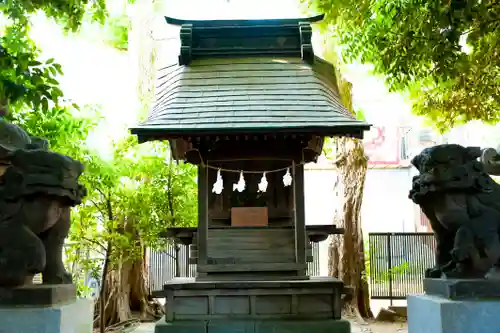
171;16;321;65
299;22;314;64
179;24;193;65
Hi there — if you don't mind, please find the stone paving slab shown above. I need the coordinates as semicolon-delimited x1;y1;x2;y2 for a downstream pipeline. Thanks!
131;320;408;333
131;322;155;333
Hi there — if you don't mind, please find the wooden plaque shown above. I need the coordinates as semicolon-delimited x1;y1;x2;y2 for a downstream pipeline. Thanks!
231;207;268;227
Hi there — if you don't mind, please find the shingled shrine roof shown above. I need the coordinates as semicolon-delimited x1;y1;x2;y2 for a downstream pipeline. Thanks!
130;15;370;142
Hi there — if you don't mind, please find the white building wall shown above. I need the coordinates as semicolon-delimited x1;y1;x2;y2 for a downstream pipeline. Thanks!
304;167;338;276
361;168;416;233
304;166;418;276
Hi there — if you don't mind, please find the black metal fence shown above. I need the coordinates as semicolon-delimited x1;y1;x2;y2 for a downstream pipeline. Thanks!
148;244;195;293
368;232;435;300
148;242;321;293
307;242;321;276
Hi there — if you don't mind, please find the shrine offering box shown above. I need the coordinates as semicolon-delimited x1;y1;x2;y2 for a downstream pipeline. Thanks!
231;207;268;227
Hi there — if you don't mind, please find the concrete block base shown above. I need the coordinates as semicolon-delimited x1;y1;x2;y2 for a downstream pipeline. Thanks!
154;317;350;333
0;297;94;333
408;294;500;333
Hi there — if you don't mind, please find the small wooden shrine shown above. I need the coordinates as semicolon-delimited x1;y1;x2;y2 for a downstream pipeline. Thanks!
131;14;370;333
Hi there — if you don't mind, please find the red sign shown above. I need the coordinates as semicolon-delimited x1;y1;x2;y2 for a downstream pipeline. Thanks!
363;126;401;165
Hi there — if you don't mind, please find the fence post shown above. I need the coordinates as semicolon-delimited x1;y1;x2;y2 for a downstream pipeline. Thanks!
174;240;180;278
368;235;374;296
387;233;393;306
185;245;190;277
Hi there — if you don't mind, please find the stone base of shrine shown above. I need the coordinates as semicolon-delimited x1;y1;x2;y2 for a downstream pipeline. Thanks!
154;318;351;333
152;276;349;332
152;277;345;322
408;294;500;333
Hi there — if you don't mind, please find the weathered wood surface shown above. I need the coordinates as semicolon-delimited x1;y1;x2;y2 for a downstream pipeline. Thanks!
293;163;306;267
171;294;335;320
156;277;344;321
161;276;342;289
231;207;268;227
197;165;208;265
197;228;309;277
194;273;309;281
207;162;294;227
197;263;307;273
161;224;344;245
206;228;295;263
189;248;312;263
190;229;313;265
171;288;335;296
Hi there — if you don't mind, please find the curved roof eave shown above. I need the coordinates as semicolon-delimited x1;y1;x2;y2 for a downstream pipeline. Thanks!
131;56;371;140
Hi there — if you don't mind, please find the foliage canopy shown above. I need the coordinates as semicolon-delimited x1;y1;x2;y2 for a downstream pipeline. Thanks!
305;0;500;130
0;0;132;116
0;0;107;112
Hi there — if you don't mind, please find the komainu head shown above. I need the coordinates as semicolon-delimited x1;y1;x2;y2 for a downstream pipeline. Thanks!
410;144;482;174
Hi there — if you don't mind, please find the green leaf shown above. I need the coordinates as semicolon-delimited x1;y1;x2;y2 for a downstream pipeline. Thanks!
53;63;64;75
47;77;59;85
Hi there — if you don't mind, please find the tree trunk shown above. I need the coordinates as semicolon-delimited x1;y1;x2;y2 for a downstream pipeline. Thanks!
129;249;161;319
328;138;373;319
99;252;161;325
95;220;162;328
320;40;373;318
98;241;112;332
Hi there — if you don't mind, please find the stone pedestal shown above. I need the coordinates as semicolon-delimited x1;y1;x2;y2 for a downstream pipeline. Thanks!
408;294;500;333
0;284;94;333
408;278;500;333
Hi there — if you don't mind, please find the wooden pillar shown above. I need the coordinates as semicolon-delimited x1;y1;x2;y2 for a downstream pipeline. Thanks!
197;165;208;266
293;162;307;266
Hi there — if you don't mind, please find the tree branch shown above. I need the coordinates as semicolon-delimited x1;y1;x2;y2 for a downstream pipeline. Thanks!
80;236;108;253
96;187;107;200
89;199;107;217
106;190;113;222
461;18;500;36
